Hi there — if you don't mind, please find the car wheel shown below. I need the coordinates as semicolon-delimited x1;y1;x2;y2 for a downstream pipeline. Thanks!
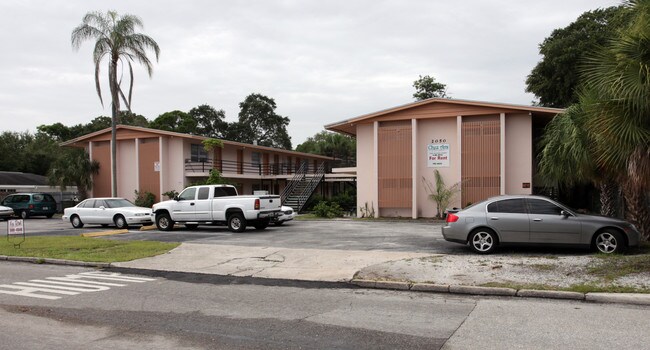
20;210;29;220
227;213;247;233
184;224;199;230
254;219;270;230
156;213;175;231
71;215;84;229
114;215;128;229
274;221;284;226
469;229;498;254
594;230;624;254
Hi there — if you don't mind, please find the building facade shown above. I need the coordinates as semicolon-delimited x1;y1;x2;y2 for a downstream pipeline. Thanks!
62;125;333;202
325;98;563;218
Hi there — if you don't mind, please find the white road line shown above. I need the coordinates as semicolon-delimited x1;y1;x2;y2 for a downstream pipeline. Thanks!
0;272;156;300
14;281;110;292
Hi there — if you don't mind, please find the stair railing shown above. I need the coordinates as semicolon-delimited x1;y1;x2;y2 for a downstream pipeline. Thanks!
280;161;307;203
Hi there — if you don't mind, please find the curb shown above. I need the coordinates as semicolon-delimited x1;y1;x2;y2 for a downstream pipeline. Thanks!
81;229;129;237
0;255;111;268
2;257;649;306
350;279;650;306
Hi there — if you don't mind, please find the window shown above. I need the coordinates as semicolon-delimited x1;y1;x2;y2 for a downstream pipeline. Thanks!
178;188;196;200
191;144;208;162
79;200;93;208
94;200;107;208
251;152;261;166
33;194;55;203
214;187;237;197
527;199;563;215
487;199;527;213
197;187;210;200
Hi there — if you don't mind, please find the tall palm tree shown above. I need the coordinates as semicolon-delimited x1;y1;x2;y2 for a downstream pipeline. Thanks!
71;11;160;196
580;0;650;239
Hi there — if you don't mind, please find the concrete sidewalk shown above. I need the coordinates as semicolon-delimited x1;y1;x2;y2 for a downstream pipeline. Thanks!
112;243;430;282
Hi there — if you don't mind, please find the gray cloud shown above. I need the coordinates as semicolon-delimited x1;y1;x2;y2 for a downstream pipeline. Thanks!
0;0;620;145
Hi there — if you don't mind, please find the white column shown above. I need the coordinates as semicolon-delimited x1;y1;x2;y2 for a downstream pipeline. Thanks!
456;115;462;190
159;136;164;199
500;113;506;195
134;139;140;193
411;118;418;219
373;121;379;218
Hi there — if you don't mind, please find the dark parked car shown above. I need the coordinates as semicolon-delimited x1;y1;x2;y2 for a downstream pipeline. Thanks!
1;193;57;219
442;195;640;254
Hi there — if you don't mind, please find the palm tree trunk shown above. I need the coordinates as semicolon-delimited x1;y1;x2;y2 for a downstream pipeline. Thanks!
109;58;120;197
623;186;650;241
598;180;619;218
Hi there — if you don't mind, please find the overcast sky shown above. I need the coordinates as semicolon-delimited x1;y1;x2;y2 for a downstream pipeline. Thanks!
0;0;620;146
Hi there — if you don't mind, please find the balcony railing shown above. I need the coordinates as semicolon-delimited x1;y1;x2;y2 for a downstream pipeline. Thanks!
185;158;329;176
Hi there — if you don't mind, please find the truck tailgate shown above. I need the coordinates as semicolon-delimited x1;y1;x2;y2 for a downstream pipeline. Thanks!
258;195;281;210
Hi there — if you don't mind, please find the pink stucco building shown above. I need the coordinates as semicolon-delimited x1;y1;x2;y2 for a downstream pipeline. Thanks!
326;98;563;218
62;125;333;204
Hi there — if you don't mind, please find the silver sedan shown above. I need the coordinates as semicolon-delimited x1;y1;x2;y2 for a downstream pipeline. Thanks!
0;205;14;220
442;195;640;254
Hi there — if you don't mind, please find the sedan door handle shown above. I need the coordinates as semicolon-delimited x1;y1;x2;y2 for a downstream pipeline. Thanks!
490;217;499;220
190;203;195;206
533;218;542;222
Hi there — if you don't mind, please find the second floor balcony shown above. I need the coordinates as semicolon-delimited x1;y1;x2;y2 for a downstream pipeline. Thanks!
185;158;329;178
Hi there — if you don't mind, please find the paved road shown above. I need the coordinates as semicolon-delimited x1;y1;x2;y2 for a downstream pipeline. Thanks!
1;263;649;349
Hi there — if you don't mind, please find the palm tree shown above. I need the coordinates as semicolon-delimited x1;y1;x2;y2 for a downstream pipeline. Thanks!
579;0;650;239
71;11;160;196
537;103;619;217
48;149;100;200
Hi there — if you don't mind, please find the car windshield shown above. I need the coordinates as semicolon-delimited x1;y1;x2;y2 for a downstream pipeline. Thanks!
104;199;136;208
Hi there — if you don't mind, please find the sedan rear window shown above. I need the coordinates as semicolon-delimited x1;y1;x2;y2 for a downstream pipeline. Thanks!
527;199;563;215
487;199;527;213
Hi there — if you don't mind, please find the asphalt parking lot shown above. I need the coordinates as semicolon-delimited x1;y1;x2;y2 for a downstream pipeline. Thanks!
5;216;467;253
5;216;593;255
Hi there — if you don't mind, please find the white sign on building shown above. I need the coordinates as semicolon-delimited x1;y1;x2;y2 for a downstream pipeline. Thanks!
427;143;450;168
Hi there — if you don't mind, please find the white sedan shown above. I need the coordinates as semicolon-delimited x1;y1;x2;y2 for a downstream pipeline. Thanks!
271;206;295;226
0;205;14;220
63;198;153;229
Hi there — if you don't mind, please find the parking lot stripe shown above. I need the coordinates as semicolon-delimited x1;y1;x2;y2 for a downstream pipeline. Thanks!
80;229;129;237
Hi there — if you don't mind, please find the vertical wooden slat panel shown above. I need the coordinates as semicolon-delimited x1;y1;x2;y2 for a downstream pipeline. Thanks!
378;121;412;208
461;118;500;206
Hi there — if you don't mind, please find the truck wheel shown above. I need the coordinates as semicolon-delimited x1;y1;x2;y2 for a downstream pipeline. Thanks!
156;213;175;231
254;219;270;230
227;213;247;233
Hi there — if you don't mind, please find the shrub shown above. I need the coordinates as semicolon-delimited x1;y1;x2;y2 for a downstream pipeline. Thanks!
330;190;356;210
134;190;156;208
312;201;344;218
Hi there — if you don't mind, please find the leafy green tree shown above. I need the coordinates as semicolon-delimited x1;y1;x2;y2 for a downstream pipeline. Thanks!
526;6;628;107
412;75;448;100
0;132;57;176
225;93;292;149
72;10;160;196
149;110;198;134
47;148;100;200
296;131;356;166
189;104;228;138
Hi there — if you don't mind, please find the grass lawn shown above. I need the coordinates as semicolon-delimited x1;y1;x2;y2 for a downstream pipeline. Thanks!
0;236;179;263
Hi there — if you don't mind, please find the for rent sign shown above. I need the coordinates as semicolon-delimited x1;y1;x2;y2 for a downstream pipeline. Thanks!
427;143;450;167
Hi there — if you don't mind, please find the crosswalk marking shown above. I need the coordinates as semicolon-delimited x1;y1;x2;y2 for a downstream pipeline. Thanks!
0;271;155;300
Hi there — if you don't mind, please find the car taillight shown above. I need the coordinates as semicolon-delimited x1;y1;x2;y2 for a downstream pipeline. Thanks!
446;213;459;223
254;199;260;210
29;204;34;209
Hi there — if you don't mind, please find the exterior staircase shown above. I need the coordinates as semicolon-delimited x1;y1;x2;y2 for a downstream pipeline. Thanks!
281;161;325;213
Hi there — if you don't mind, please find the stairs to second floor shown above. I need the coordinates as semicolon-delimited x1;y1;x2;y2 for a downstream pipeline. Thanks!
280;162;325;213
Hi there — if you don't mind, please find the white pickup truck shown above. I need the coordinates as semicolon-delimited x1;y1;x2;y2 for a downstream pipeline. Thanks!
152;185;281;232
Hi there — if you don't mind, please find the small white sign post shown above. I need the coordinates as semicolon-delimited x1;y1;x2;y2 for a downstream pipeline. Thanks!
7;219;26;248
